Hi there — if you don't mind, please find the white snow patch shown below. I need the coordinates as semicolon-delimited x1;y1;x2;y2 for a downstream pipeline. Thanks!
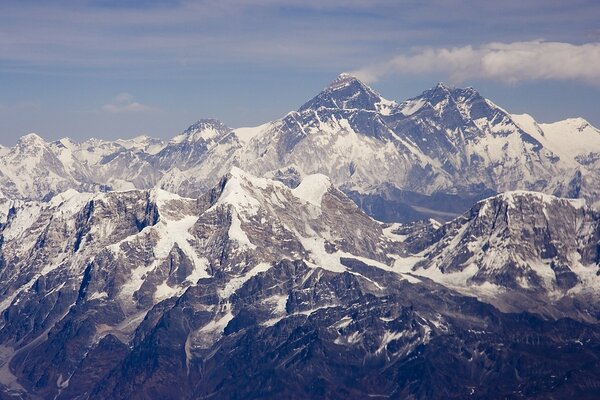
154;281;181;302
200;311;234;334
228;209;256;249
292;174;331;206
262;305;337;327
233;122;272;143
219;262;271;298
400;98;426;116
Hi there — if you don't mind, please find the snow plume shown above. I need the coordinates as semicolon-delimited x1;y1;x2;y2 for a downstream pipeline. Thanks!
352;41;600;85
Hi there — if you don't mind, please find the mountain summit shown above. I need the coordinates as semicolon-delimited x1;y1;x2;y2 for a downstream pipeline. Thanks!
3;76;600;398
300;73;396;113
1;76;600;222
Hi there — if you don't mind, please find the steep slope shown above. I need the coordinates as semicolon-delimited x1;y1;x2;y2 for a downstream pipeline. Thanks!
0;168;407;398
2;75;600;223
398;191;600;319
383;84;562;194
1;171;600;398
513;115;600;203
0;134;92;200
158;75;600;221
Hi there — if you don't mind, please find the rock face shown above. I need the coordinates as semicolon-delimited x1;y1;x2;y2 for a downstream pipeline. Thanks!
400;191;600;320
2;75;600;398
2;75;600;222
1;171;600;399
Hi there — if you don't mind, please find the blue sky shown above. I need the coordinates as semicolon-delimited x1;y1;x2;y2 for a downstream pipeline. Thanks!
0;0;599;145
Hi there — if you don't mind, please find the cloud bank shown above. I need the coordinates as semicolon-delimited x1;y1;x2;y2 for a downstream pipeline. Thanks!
352;41;600;85
102;93;157;113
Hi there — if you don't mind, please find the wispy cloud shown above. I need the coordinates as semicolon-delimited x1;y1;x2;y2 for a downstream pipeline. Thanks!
3;1;596;74
0;100;40;112
102;93;157;113
352;41;600;85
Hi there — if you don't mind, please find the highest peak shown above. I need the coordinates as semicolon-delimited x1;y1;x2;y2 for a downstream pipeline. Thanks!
15;133;48;152
326;72;364;91
434;82;452;91
300;73;392;113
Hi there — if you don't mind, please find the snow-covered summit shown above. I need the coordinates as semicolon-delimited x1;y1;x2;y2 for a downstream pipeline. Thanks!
171;119;231;144
1;76;600;221
17;132;46;145
292;173;332;206
299;73;396;113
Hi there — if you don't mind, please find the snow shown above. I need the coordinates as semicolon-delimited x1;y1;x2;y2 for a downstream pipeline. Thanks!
2;202;42;241
219;262;271;298
382;223;407;242
228;208;256;249
299;236;347;273
511;113;544;138
335;316;353;329
538;118;600;163
211;167;264;215
116;135;165;155
88;291;108;301
171;126;221;144
497;190;586;210
152;215;209;275
513;114;600;167
328;73;360;91
49;189;92;211
200;311;234;334
262;305;338;327
376;98;398;116
233;122;272;144
154;281;181;302
292;173;331;206
18;132;45;145
118;190;210;300
262;294;288;314
400;98;426;116
376;331;405;353
334;331;362;346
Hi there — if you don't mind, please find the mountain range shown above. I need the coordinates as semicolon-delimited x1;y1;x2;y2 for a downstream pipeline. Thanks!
2;74;599;222
1;75;600;399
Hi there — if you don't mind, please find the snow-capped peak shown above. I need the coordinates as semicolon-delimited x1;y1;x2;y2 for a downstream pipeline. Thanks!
553;117;591;131
292;173;332;206
171;119;231;144
211;167;280;215
299;73;395;113
491;190;586;210
18;132;46;146
433;82;452;92
326;72;363;91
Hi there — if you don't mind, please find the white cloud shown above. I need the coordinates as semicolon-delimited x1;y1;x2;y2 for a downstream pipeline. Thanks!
102;93;157;113
0;101;40;112
352;41;600;85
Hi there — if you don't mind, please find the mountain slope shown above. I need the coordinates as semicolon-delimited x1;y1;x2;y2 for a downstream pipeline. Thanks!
2;75;600;224
398;191;600;320
0;168;600;399
1;170;600;399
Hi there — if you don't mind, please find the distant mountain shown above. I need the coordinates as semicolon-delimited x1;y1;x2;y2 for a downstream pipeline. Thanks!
1;170;600;398
1;74;600;223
